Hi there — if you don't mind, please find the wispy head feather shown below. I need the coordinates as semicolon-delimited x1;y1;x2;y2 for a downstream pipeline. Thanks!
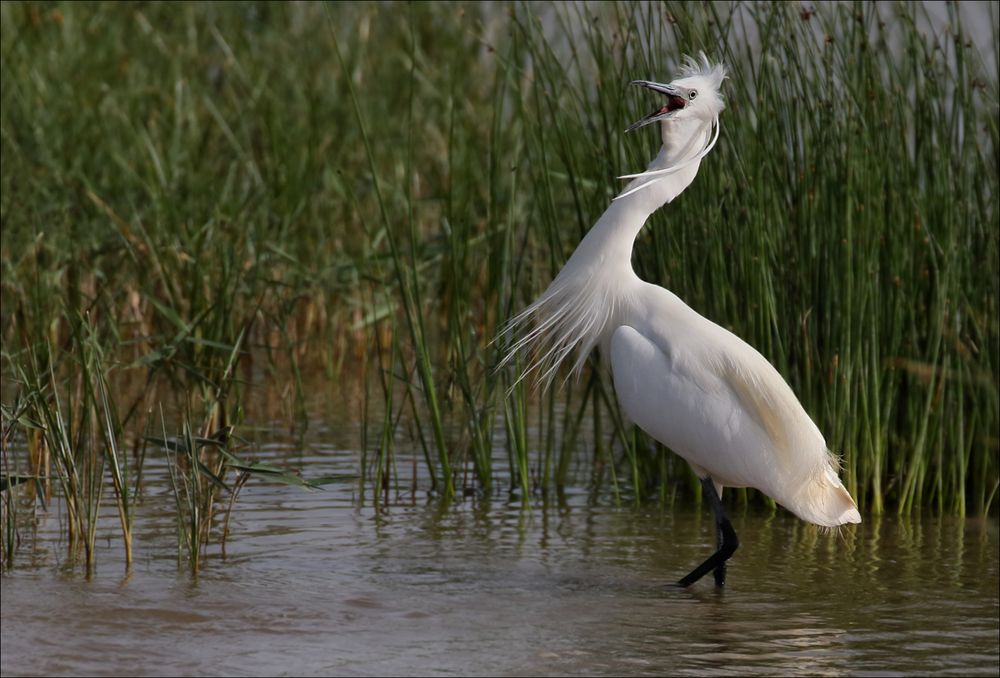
672;52;727;121
679;52;727;91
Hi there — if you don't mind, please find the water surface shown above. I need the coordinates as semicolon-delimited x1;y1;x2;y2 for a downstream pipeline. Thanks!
1;435;998;676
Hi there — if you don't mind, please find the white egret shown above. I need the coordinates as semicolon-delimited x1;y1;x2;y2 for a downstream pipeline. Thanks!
501;54;861;588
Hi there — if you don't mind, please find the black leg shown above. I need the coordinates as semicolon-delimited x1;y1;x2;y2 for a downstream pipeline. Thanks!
713;518;727;587
676;477;739;588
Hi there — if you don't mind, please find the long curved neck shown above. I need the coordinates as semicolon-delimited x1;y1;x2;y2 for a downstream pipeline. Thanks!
500;118;714;386
563;118;713;282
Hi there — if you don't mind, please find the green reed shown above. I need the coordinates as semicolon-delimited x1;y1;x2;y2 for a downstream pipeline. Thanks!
1;1;996;563
497;1;998;513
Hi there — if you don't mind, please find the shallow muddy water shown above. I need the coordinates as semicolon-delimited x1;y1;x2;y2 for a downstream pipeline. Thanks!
1;429;998;677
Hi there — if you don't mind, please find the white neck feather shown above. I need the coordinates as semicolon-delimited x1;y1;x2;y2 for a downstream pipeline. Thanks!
500;119;714;389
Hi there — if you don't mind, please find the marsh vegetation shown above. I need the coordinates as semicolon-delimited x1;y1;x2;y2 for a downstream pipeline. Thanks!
1;1;997;572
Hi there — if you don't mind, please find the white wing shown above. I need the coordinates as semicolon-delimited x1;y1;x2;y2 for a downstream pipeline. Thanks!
609;287;859;527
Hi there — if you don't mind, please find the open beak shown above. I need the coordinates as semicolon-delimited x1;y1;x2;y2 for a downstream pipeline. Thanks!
625;81;690;132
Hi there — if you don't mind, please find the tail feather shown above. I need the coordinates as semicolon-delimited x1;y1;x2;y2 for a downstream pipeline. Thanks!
788;465;861;528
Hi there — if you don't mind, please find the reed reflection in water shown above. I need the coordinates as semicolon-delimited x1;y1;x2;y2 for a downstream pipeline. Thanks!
1;446;997;676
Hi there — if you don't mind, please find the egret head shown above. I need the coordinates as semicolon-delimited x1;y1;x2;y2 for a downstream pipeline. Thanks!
626;53;726;132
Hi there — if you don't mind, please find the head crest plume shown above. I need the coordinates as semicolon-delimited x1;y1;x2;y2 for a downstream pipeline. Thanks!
679;51;727;92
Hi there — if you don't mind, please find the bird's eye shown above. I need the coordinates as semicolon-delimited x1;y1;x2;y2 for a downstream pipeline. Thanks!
689;90;698;100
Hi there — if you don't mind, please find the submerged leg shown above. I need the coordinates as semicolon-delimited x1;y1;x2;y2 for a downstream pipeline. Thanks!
713;514;727;587
676;477;739;588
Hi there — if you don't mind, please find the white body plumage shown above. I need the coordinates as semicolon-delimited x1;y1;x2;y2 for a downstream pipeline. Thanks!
502;55;860;530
